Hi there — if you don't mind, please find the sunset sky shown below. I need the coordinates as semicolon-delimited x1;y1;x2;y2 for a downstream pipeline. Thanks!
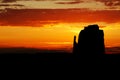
0;0;120;52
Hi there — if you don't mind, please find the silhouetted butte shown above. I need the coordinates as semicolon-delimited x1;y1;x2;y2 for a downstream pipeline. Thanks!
73;24;105;57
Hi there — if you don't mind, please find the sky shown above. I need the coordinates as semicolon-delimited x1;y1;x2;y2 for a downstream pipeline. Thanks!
0;0;120;52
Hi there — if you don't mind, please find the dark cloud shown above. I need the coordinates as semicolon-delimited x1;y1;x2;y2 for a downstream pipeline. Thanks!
55;0;84;4
0;4;24;6
114;1;120;6
95;0;120;6
106;47;120;54
1;0;17;3
1;0;59;3
0;9;120;27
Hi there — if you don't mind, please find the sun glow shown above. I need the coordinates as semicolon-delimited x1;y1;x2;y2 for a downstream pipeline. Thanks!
0;22;120;51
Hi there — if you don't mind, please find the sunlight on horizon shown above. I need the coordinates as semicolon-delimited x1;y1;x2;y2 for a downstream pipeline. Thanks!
0;22;120;50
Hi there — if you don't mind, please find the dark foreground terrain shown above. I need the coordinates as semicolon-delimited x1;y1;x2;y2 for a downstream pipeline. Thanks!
0;48;120;64
1;53;120;65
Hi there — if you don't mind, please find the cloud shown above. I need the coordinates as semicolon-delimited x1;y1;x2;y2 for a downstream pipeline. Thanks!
0;9;120;27
1;0;17;3
106;47;120;54
1;0;59;3
0;4;24;6
55;0;84;4
95;0;120;6
0;0;119;10
1;0;120;7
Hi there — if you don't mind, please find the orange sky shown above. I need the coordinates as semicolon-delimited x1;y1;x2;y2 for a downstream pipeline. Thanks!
0;23;120;51
0;0;120;52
